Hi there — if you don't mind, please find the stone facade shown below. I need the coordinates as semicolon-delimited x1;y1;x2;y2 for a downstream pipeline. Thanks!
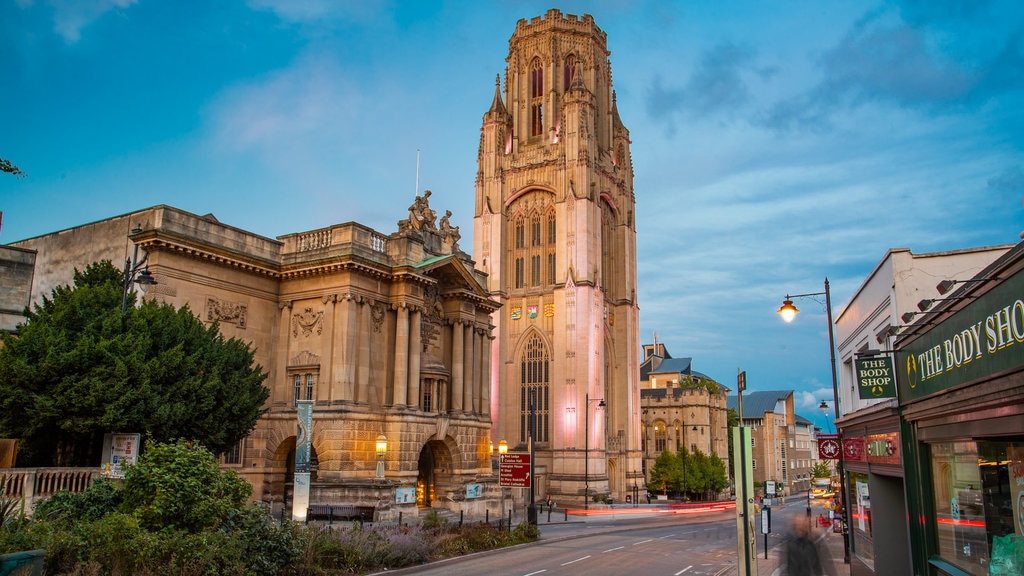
11;200;500;521
0;244;35;334
474;9;643;506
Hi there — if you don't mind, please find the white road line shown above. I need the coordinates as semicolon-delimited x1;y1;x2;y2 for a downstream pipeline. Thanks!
523;571;547;576
633;539;654;545
603;546;624;553
560;556;591;566
674;566;693;575
659;533;677;539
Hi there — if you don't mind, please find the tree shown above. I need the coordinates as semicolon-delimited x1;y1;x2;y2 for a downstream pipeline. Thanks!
0;157;25;178
812;461;833;478
648;449;683;496
0;260;270;466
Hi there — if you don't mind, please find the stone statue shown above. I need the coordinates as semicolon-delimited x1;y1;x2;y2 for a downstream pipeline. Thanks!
439;209;461;252
406;190;438;233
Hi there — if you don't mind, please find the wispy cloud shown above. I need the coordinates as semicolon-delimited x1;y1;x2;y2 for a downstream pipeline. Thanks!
48;0;137;43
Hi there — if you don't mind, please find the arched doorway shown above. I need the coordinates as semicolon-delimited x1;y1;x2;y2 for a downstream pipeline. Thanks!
417;440;454;509
275;437;319;517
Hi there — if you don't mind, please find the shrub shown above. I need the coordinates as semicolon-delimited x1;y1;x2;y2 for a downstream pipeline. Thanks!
32;478;122;524
120;439;251;533
419;509;448;530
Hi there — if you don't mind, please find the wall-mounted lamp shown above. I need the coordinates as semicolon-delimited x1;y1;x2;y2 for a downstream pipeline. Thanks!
855;348;893;358
936;277;996;295
122;226;158;312
917;295;974;312
375;433;388;479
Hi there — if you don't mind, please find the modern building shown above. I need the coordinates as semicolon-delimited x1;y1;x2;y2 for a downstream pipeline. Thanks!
473;9;643;506
726;390;817;496
833;244;1013;575
638;342;729;484
9;202;499;521
0;244;34;334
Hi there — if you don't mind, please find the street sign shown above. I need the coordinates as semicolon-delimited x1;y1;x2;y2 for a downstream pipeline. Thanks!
499;452;531;487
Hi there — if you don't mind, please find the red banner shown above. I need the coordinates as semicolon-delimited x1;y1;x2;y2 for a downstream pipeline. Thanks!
843;437;865;462
818;434;841;460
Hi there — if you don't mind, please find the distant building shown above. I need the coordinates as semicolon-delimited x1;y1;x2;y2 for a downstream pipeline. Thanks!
726;390;816;496
0;244;34;334
639;342;729;485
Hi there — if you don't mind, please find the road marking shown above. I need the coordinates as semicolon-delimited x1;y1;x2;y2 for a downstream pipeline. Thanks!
560;556;590;566
659;533;677;538
523;571;547;576
633;539;653;545
674;566;693;575
602;546;624;553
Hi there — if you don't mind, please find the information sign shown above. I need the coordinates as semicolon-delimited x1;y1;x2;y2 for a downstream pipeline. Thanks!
499;453;531;487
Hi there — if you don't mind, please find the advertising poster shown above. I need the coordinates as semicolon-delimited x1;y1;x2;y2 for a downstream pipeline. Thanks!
466;484;482;499
395;487;416;504
1011;446;1024;535
100;432;140;479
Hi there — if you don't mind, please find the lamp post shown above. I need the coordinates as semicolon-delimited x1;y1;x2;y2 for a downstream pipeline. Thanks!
498;439;508;518
779;277;851;565
375;433;387;479
527;390;537;525
122;226;157;312
584;393;606;511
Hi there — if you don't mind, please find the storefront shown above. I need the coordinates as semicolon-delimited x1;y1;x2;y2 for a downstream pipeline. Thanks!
897;242;1024;576
838;400;912;574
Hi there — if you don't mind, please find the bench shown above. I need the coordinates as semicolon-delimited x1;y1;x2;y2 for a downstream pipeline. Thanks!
306;504;375;524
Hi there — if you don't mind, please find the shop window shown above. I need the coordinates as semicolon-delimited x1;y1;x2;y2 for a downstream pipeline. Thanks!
929;439;1020;575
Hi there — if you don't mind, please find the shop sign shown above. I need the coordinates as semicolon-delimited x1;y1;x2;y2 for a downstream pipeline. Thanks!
818;434;841;460
866;432;900;466
855;356;896;399
897;270;1024;401
843;437;865;462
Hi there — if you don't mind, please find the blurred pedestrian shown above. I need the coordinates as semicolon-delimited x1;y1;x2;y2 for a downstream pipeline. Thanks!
784;515;837;576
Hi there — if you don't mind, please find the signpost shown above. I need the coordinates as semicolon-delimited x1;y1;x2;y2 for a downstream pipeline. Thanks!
499;453;531;488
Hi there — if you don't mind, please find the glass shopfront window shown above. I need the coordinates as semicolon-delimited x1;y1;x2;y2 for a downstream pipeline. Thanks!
847;471;874;570
929;439;1022;575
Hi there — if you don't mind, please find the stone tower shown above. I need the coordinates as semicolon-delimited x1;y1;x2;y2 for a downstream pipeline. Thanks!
473;9;642;505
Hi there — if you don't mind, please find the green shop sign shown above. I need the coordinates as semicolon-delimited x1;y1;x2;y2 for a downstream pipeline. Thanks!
897;270;1024;401
855;356;896;399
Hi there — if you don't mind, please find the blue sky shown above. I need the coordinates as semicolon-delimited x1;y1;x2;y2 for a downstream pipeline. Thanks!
2;1;1022;431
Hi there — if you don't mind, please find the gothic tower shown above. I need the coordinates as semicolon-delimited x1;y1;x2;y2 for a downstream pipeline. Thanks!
474;9;642;505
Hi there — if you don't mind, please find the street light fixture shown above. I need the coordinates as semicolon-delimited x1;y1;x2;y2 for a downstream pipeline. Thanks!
375;433;387;479
584;393;606;511
778;278;851;565
122;226;157;312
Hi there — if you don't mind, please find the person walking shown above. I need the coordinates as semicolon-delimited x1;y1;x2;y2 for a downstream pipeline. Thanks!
783;515;837;576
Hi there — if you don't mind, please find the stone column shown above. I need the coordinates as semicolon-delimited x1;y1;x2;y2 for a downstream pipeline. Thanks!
356;299;370;404
321;294;336;403
481;333;492;416
463;323;475;413
393;304;409;407
340;294;358;402
275;301;292;405
408;309;422;410
451;321;464;412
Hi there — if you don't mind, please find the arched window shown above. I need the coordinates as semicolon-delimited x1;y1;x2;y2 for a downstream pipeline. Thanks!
530;59;543;137
546;211;556;284
564;54;577;90
654;421;667;453
519;334;550;443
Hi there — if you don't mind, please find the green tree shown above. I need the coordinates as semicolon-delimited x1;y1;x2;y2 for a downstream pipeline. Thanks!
648;449;683;496
0;157;24;177
726;407;739;480
0;260;269;466
812;460;834;478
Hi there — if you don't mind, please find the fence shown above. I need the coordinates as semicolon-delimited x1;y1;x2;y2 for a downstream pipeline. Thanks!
0;468;100;513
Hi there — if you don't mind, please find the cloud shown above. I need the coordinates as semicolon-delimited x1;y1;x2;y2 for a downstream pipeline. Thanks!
49;0;136;43
246;0;386;25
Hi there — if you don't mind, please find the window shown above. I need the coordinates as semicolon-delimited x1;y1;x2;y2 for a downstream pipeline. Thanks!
515;218;525;249
222;441;242;465
547;252;556;285
292;372;317;405
752;459;757;469
564;54;576;90
519;334;550;443
530;59;543;137
654;422;667;453
531;255;541;287
422;383;433;412
531;214;542;246
515;257;524;289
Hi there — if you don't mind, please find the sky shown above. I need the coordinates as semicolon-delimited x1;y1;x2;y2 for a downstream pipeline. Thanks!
2;0;1023;431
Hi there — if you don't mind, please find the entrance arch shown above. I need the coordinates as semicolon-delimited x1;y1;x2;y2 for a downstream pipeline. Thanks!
417;439;455;508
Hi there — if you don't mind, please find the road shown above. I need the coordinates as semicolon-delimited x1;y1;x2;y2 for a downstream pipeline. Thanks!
376;496;841;576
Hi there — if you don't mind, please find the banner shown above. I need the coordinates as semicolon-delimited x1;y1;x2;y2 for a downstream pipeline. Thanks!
818;434;841;460
855;356;896;399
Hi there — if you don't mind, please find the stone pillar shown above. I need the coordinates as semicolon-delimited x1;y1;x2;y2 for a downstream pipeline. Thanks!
340;294;358;402
393;304;409;407
409;309;422;410
463;323;475;413
276;301;292;405
451;321;464;412
321;294;336;403
357;300;370;404
481;333;492;416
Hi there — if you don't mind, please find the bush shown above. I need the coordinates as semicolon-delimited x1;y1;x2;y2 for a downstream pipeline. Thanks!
32;478;122;524
120;439;251;533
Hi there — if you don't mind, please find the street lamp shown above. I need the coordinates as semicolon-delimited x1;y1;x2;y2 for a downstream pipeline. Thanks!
778;278;851;565
122;226;157;312
584;393;606;511
375;433;387;479
498;439;508;519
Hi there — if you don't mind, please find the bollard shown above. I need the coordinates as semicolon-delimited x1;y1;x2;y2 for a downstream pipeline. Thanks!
507;509;512;532
564;508;568;522
486;509;489;524
398;511;402;527
459;510;464;527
